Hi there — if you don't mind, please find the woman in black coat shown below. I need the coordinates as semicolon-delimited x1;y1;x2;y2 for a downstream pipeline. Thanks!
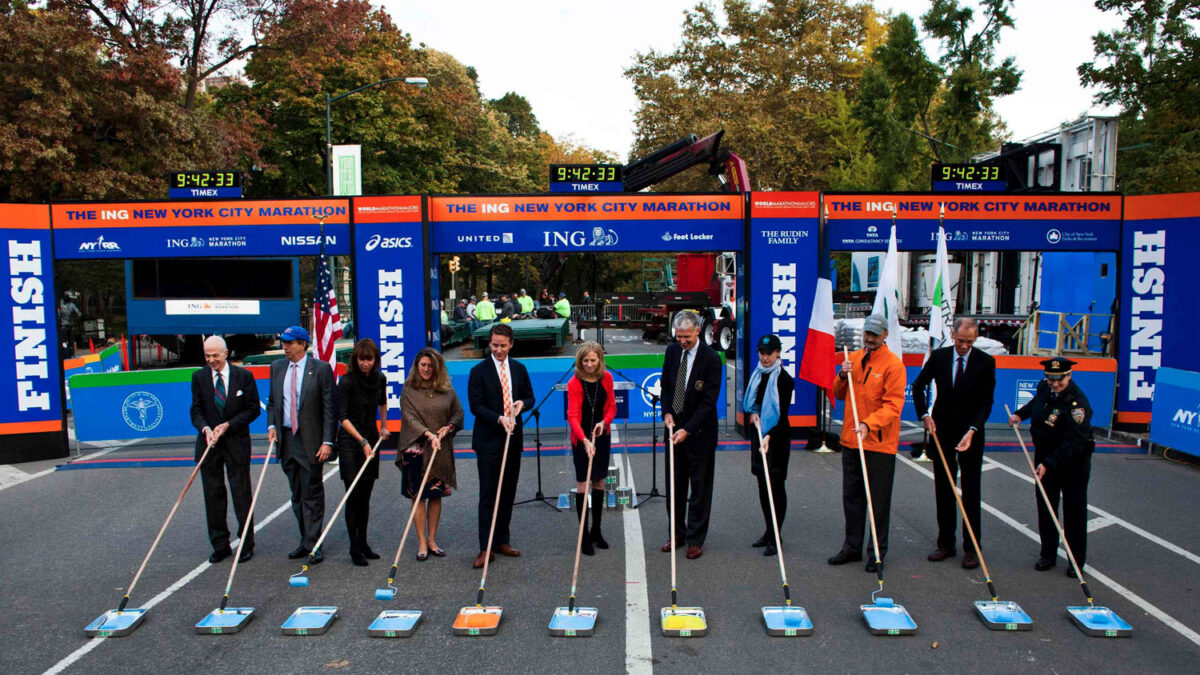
742;334;795;557
336;338;390;566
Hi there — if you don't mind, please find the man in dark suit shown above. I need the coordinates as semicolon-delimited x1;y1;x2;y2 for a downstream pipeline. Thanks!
266;325;337;562
468;323;535;569
190;335;261;563
912;317;996;570
659;310;723;560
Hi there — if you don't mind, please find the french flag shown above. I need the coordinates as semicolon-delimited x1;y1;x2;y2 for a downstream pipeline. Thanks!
798;241;835;405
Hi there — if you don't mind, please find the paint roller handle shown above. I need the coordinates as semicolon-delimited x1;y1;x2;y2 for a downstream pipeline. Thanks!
117;595;129;612
1080;581;1094;605
783;583;791;604
476;587;484;607
220;595;229;612
986;580;998;602
874;563;884;585
568;596;576;613
386;564;398;586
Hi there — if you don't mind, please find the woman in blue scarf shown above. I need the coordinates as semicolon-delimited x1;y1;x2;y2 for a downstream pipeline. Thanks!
742;334;795;556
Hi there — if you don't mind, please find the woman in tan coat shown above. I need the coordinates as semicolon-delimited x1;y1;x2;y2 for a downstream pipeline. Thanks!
396;348;463;561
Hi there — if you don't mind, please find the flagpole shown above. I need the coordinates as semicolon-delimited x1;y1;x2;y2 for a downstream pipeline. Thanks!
813;202;835;454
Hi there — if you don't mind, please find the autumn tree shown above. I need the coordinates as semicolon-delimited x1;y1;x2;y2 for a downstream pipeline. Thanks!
626;0;886;191
1079;0;1200;193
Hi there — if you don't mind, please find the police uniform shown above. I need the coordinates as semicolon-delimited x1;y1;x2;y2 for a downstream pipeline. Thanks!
1012;358;1095;574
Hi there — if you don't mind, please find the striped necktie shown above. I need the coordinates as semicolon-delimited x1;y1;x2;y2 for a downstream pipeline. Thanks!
214;372;226;416
672;350;688;416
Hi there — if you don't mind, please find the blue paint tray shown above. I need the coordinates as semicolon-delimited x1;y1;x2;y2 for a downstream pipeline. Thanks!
1068;606;1132;637
549;607;598;637
84;608;147;637
860;599;917;636
974;600;1033;631
195;607;254;634
368;609;422;637
762;606;813;636
281;606;337;635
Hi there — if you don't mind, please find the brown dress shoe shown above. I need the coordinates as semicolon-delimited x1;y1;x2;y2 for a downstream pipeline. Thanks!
472;551;495;569
962;552;980;569
661;539;683;553
685;545;703;560
496;543;521;557
927;548;957;562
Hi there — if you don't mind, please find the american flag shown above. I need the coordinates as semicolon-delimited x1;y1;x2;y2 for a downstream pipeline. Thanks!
312;235;342;366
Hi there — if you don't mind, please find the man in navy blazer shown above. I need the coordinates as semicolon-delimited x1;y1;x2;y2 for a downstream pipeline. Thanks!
266;325;337;561
659;311;723;560
912;317;996;570
467;323;535;569
190;335;261;563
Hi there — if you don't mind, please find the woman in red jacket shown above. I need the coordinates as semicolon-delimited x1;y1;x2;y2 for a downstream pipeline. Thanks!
566;341;617;555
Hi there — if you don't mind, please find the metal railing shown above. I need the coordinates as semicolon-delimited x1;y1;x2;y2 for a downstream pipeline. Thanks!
1014;310;1114;357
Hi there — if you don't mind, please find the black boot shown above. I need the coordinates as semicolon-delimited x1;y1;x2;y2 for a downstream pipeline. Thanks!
575;493;594;556
590;490;609;549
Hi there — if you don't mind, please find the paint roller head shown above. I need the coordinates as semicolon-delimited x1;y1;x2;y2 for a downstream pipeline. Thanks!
375;588;396;601
874;597;895;607
289;575;309;588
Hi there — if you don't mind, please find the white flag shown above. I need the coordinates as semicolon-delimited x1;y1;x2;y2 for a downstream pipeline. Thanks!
871;224;903;355
928;225;955;351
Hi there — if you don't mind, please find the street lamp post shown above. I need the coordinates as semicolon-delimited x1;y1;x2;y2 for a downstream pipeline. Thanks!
325;76;428;196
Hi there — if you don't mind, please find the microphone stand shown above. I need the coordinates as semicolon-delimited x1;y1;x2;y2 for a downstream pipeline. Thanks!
514;362;576;512
607;366;664;508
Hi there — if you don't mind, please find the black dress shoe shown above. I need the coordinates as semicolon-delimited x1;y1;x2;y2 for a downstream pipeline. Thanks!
962;552;979;570
752;533;771;548
764;544;778;557
1066;566;1078;579
309;549;324;565
238;547;254;563
1034;557;1056;571
288;546;310;560
827;550;862;565
350;550;368;567
209;547;233;564
362;546;381;560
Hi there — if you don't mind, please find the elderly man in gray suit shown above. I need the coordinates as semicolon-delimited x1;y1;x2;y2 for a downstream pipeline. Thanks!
267;325;337;562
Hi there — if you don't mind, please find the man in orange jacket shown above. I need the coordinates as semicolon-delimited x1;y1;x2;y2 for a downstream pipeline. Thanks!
828;314;906;573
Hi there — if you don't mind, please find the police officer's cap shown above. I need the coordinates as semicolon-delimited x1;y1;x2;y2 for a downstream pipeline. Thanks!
1041;357;1076;380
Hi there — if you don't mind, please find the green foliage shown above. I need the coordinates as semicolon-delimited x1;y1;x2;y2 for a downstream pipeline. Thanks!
1079;0;1200;193
490;92;541;139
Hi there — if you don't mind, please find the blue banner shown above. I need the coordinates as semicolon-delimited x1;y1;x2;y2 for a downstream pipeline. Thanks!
746;193;821;425
351;197;428;430
0;205;64;440
1149;367;1200;457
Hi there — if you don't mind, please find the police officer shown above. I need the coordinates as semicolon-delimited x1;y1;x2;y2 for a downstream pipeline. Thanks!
1008;357;1095;577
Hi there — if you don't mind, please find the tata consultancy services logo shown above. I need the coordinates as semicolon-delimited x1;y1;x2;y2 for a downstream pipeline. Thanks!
77;235;121;253
1046;229;1062;244
122;391;163;432
364;233;414;251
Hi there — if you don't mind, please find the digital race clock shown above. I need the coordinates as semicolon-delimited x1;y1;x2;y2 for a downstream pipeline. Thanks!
167;171;244;198
549;164;623;193
931;163;1006;192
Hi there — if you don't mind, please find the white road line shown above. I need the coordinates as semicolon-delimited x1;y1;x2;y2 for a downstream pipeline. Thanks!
980;463;999;472
1087;516;1116;533
618;452;653;675
0;441;144;494
898;455;1200;649
983;456;1200;566
43;467;338;675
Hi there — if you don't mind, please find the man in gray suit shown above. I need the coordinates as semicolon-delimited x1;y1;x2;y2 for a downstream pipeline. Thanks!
266;325;337;562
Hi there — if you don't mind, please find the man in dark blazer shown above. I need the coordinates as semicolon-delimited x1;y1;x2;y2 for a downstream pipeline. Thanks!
912;317;996;570
468;323;535;569
190;335;261;563
659;310;723;560
266;325;337;562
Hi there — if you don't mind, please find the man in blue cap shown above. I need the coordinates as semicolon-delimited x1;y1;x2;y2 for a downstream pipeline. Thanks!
266;325;337;562
1009;357;1095;577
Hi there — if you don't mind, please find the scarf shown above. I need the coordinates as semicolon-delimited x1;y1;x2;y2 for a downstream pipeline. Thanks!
743;358;782;434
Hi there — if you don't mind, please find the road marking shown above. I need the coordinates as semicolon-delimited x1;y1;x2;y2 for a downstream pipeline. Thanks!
1087;516;1116;533
0;440;143;494
983;456;1200;566
980;463;999;472
43;467;339;675
618;452;653;675
899;455;1200;649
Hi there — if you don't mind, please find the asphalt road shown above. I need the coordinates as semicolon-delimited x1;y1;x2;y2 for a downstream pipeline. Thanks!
2;423;1198;674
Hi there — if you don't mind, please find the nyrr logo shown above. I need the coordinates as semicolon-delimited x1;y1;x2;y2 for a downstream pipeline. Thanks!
122;391;163;431
542;228;619;248
77;235;121;253
364;234;414;251
640;372;662;410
